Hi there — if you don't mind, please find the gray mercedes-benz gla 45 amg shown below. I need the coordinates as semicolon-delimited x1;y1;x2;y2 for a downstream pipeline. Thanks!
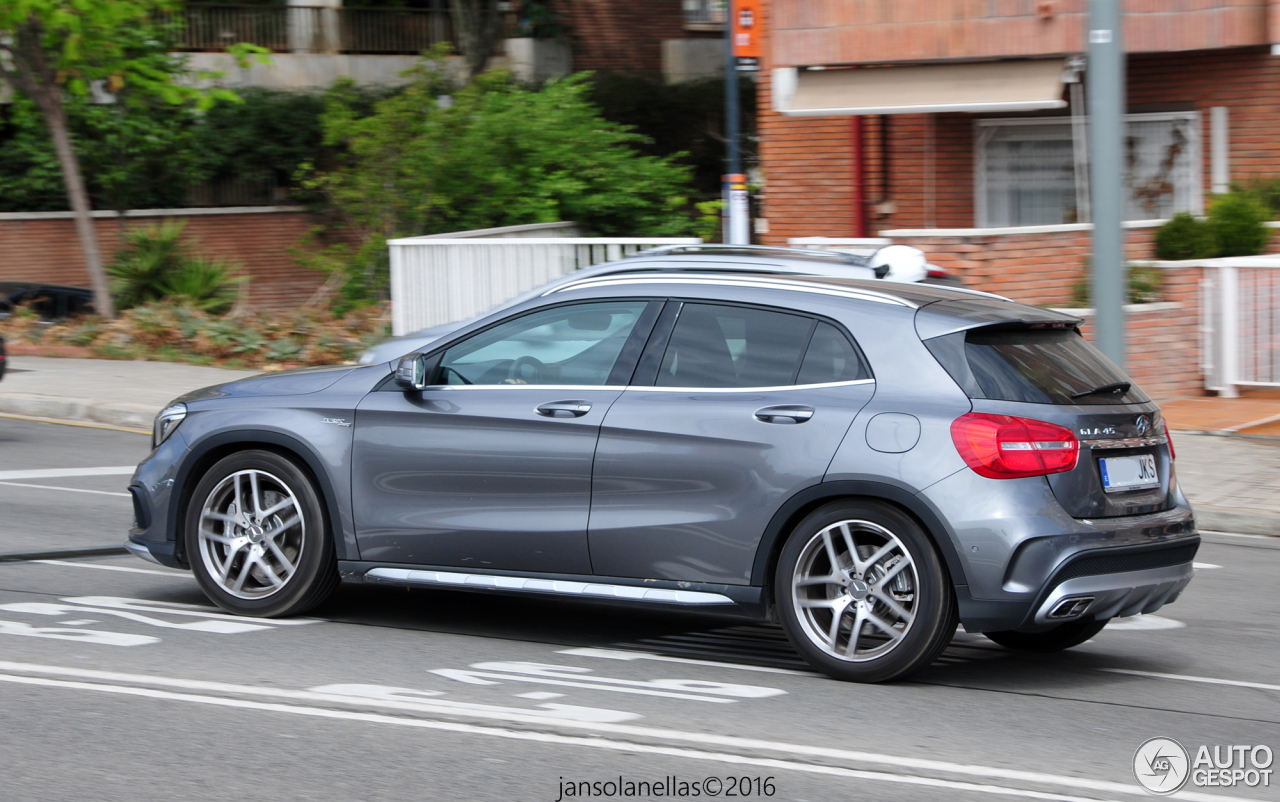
127;267;1198;682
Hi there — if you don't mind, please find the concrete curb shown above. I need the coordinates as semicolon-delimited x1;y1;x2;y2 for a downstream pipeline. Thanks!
1196;508;1280;537
0;393;157;430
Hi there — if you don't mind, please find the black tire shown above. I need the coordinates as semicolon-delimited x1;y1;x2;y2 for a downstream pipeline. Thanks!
984;618;1108;652
185;450;338;617
775;499;956;683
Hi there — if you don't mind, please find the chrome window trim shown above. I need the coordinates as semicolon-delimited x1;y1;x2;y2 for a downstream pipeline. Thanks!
629;378;876;393
546;275;915;308
414;378;877;393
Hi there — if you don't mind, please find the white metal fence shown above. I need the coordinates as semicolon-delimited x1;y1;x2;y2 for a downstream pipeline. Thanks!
388;233;700;335
1201;257;1280;397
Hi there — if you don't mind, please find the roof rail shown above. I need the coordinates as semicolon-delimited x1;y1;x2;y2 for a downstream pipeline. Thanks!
633;244;868;266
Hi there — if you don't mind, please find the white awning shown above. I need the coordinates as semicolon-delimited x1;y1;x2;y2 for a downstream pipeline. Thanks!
773;60;1068;116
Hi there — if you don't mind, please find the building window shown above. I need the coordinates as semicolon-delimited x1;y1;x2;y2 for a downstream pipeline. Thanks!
975;113;1202;228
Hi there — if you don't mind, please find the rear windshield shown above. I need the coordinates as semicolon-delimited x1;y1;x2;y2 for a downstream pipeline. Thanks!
924;327;1149;405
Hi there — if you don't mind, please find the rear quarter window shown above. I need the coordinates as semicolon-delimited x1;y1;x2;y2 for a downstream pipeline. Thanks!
925;326;1149;405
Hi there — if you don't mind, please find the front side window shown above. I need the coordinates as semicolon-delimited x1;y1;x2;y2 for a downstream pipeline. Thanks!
439;301;649;386
977;113;1201;227
656;303;816;388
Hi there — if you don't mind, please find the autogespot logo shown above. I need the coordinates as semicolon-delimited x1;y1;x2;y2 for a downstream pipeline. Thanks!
1133;738;1190;795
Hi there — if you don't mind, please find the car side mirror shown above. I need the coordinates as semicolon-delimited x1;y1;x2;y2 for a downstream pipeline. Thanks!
394;352;438;390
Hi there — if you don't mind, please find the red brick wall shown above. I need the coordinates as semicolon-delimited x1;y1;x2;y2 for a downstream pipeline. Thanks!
1072;266;1205;402
559;0;688;74
770;0;1270;67
887;226;1162;306
0;210;332;311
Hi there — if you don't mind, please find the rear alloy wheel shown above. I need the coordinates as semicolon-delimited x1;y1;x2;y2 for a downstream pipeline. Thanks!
984;618;1108;652
776;500;956;682
186;450;337;617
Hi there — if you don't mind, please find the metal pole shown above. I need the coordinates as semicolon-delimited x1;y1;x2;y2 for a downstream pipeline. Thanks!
724;0;749;244
1087;0;1126;369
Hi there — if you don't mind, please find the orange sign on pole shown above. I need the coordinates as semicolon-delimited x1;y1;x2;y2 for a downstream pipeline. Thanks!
732;0;761;71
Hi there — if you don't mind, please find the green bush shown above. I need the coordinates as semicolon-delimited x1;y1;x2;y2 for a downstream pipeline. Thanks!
1208;192;1270;257
1232;177;1280;219
1072;259;1165;307
108;220;243;311
1155;212;1217;260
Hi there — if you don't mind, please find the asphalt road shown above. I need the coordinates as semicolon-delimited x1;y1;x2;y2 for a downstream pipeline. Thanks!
0;417;1276;802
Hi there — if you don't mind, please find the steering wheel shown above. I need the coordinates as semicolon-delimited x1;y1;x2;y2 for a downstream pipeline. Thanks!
506;355;547;384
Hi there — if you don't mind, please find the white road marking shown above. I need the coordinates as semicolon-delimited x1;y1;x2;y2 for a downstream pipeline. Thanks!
516;691;564;700
1102;615;1186;631
0;621;158;646
0;660;1261;802
0;467;136;480
0;481;130;497
60;596;321;626
32;560;184;577
310;684;639;724
56;620;98;626
558;647;811;675
433;662;786;703
0;602;274;634
1192;562;1221;569
1101;667;1280;693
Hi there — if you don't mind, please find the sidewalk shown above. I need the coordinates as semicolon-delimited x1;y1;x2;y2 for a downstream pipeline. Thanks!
1;355;1277;535
0;356;257;430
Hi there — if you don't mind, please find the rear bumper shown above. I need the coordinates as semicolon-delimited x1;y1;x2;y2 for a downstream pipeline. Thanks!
1031;561;1194;627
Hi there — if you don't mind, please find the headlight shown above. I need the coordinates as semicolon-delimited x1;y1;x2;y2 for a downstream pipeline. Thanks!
153;403;187;448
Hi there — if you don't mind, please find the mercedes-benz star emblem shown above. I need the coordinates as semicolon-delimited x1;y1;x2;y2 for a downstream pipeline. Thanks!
1135;414;1151;436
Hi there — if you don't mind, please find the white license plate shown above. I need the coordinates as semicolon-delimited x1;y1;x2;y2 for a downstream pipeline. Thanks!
1100;454;1159;493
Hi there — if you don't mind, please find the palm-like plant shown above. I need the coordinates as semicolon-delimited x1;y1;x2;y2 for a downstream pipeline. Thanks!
108;220;243;313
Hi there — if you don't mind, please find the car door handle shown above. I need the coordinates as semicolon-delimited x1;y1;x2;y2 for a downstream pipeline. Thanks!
536;400;593;418
754;405;815;424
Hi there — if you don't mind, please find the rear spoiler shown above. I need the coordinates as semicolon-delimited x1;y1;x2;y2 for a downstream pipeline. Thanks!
914;297;1082;341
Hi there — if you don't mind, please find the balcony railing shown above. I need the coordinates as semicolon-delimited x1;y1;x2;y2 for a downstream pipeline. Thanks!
171;5;515;56
683;0;726;26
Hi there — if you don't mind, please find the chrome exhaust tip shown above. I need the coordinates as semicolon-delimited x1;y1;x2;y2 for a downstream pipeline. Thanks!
1048;596;1094;620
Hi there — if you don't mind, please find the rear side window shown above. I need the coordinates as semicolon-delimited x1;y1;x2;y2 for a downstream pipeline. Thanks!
796;322;870;385
657;303;814;388
925;327;1149;405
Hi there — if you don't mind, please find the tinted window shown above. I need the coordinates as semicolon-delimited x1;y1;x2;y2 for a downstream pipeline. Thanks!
439;301;648;386
796;322;869;385
930;327;1148;405
657;303;814;388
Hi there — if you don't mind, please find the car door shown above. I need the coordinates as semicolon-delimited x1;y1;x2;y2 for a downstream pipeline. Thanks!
589;301;876;584
352;299;660;573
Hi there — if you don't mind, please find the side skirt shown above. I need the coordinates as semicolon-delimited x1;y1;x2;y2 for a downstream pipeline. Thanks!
338;561;766;617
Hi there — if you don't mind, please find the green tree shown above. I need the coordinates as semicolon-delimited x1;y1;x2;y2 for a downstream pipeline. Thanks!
0;1;264;317
307;58;696;307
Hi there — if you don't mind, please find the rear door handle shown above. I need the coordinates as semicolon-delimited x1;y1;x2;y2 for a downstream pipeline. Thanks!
754;405;815;424
536;400;592;418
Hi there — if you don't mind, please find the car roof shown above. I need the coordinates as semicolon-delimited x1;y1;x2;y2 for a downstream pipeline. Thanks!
552;269;1006;308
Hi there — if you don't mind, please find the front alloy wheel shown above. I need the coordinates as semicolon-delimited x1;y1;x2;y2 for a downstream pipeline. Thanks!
186;450;337;617
776;500;956;682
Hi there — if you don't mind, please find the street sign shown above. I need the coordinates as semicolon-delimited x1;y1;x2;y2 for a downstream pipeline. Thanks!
732;0;761;71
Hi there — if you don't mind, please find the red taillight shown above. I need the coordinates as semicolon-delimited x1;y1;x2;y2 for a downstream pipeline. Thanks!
950;412;1079;479
926;268;950;278
1163;420;1176;461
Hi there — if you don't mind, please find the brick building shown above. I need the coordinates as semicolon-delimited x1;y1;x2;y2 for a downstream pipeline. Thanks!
756;1;1280;243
